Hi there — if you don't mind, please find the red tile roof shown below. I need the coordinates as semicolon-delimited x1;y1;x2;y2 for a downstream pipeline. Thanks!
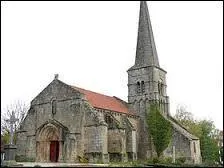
71;86;131;114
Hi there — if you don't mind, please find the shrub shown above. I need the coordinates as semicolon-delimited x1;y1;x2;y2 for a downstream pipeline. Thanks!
146;103;172;157
151;157;173;165
77;155;89;163
176;157;186;164
203;160;217;166
15;155;35;162
152;157;159;164
162;157;173;164
147;158;153;164
130;160;143;167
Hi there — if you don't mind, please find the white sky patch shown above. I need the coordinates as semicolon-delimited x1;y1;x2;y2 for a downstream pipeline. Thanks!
1;1;223;130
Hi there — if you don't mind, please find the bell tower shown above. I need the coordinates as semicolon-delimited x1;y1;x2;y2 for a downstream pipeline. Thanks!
127;1;170;159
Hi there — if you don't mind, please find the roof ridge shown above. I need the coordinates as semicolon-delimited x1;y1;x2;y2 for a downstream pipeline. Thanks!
113;96;128;104
168;116;199;140
72;85;116;99
70;85;133;114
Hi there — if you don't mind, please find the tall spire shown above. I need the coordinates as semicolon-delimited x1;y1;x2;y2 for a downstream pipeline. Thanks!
134;1;160;68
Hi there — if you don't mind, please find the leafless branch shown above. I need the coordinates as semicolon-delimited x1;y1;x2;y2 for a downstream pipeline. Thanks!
1;100;29;134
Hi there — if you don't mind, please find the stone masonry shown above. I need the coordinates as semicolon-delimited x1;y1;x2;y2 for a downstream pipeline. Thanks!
127;1;201;164
16;1;201;164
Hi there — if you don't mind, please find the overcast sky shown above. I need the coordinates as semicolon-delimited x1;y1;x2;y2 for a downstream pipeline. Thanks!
1;1;223;130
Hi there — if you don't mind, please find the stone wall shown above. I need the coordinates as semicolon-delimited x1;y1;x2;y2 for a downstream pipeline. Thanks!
190;140;201;164
108;128;127;162
94;107;138;161
15;131;27;156
16;79;100;162
163;127;202;164
84;126;103;153
16;79;139;163
33;99;85;134
16;107;36;160
84;124;108;163
164;128;191;159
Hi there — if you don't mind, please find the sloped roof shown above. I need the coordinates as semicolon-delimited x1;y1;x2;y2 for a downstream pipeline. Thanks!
71;86;133;115
129;1;160;71
168;116;199;140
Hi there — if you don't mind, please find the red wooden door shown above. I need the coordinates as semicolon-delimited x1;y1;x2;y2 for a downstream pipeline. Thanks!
50;141;59;162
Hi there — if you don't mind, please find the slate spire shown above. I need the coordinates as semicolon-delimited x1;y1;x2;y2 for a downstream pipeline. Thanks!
134;1;160;68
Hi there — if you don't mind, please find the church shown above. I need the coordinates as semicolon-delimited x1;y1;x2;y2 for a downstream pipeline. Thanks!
16;1;202;164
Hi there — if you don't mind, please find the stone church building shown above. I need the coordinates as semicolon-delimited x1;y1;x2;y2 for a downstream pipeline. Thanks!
16;1;201;164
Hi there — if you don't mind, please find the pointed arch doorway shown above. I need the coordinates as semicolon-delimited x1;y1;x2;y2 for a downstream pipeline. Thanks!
36;124;60;162
36;120;69;162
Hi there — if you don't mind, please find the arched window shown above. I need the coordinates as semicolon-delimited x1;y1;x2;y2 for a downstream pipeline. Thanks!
105;114;112;124
158;80;163;96
161;84;164;95
137;82;141;93
193;142;196;153
162;101;164;112
104;114;117;128
141;81;145;93
158;83;161;94
52;99;57;115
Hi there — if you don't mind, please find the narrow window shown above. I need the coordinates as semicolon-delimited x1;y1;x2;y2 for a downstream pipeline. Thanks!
161;100;164;113
105;114;111;125
193;142;196;153
137;82;141;93
158;83;161;94
141;81;145;93
161;84;164;95
104;114;115;128
158;82;164;95
52;100;57;115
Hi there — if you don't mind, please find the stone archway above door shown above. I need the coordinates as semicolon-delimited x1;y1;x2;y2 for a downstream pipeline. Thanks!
36;119;69;162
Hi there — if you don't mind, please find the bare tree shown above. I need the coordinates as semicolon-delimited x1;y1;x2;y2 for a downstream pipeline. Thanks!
174;104;196;131
175;104;194;122
1;100;29;135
